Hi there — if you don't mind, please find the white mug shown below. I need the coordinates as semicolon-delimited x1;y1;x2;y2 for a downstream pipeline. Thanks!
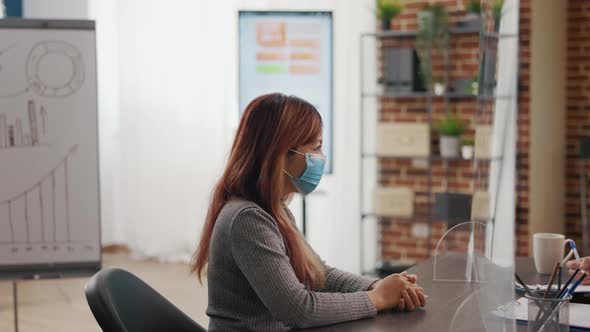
533;233;573;274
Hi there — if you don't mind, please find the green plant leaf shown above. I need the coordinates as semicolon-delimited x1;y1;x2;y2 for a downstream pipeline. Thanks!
415;4;449;89
465;0;482;14
435;114;465;137
492;0;504;19
377;0;404;20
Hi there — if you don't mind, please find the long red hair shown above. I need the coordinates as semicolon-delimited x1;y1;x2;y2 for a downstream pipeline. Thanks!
191;93;325;289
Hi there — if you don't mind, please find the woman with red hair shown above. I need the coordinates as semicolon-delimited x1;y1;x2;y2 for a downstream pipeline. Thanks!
192;93;426;331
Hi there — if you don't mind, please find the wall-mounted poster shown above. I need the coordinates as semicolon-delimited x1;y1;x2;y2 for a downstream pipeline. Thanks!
239;11;333;173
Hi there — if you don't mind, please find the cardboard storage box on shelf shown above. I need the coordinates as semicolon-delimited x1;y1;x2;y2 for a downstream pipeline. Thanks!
474;125;493;159
374;187;415;218
471;190;490;221
376;123;430;157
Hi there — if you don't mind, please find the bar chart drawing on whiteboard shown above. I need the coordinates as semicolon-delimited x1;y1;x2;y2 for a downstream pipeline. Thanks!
0;99;49;149
0;145;94;254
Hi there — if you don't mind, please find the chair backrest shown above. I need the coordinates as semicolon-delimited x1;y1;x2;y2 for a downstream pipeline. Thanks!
85;267;206;332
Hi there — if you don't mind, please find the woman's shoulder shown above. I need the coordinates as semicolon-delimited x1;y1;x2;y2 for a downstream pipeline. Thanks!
217;198;276;230
215;199;288;253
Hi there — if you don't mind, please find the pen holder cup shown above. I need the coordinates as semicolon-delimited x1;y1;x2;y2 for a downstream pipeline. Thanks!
525;292;571;332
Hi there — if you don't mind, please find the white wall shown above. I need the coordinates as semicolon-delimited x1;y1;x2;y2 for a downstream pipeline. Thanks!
95;0;232;261
26;0;376;272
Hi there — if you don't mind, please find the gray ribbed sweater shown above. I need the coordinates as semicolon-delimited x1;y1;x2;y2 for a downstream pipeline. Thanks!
206;199;378;331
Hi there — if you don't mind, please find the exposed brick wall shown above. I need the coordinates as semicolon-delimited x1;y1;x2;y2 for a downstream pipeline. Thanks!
377;0;532;264
565;0;590;254
378;0;590;263
377;0;495;264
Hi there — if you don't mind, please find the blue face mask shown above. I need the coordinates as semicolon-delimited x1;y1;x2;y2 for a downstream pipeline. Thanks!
284;149;326;196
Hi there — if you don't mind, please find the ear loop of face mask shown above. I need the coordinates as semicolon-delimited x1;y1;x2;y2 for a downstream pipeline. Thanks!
289;148;325;159
282;149;324;178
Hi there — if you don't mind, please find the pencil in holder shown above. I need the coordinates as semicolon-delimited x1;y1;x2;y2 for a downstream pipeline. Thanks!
525;292;572;332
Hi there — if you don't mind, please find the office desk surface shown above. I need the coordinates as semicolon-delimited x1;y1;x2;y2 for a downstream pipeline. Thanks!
305;257;548;331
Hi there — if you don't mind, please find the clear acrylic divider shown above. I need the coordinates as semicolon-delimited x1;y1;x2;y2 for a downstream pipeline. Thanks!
449;282;517;332
433;221;490;282
433;221;516;331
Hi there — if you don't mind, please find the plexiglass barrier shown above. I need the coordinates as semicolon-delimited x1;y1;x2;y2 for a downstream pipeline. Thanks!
432;221;516;331
450;283;517;332
433;221;490;282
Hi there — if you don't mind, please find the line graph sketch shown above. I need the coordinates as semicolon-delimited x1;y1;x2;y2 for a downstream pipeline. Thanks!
0;40;85;99
0;145;94;253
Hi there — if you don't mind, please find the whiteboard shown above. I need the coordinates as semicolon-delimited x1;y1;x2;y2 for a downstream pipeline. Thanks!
0;19;100;279
239;11;333;173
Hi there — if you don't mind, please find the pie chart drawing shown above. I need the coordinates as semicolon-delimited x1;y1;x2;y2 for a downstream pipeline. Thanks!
25;41;85;98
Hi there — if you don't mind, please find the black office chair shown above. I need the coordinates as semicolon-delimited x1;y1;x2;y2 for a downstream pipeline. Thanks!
85;267;207;332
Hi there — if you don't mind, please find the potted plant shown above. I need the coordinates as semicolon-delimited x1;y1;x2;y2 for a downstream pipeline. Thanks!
459;0;482;30
461;138;475;159
377;0;404;31
435;113;464;158
492;0;504;32
433;77;445;96
416;4;449;91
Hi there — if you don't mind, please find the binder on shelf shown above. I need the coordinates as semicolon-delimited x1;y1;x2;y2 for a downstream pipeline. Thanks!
383;48;403;92
383;48;423;93
376;122;430;157
374;187;415;218
474;125;493;159
580;137;590;159
435;192;472;227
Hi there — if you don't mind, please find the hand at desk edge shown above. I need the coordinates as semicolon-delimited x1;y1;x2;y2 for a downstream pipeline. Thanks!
368;273;427;312
368;271;418;290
